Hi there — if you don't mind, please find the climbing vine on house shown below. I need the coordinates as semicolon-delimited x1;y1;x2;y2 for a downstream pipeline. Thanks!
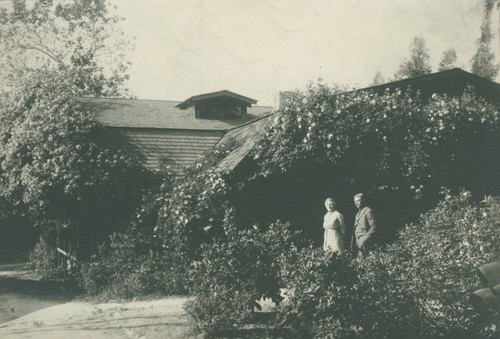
253;83;500;202
0;68;150;275
145;138;241;258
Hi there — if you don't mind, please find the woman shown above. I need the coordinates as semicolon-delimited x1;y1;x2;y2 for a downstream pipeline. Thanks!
323;197;346;253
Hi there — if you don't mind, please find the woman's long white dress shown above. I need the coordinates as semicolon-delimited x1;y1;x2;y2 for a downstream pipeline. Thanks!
323;211;345;252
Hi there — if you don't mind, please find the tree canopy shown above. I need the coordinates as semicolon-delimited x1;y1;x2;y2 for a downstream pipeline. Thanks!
371;71;386;86
470;0;499;80
0;0;132;97
438;48;457;71
0;0;145;263
394;37;432;80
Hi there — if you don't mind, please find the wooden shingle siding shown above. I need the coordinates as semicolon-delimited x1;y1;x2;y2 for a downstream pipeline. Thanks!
102;127;224;172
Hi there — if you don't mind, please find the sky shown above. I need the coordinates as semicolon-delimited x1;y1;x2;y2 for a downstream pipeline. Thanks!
115;0;500;106
1;0;499;106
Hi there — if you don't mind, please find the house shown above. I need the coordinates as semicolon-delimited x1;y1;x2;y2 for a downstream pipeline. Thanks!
217;68;500;173
362;67;500;105
212;68;500;245
78;90;273;173
79;68;499;176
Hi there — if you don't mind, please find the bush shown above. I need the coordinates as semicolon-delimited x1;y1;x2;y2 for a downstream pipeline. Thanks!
153;139;239;260
273;247;364;338
268;191;499;338
28;235;65;279
184;212;302;335
78;225;190;298
353;190;499;337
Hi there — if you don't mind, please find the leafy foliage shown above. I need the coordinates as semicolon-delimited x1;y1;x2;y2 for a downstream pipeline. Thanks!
274;248;362;338
438;48;458;71
79;225;190;298
253;82;500;204
27;235;65;279
272;191;499;338
471;0;499;80
0;0;131;97
0;67;150;263
184;213;302;335
0;0;142;274
371;70;386;85
355;190;500;337
152;139;239;259
394;36;432;80
77;138;240;296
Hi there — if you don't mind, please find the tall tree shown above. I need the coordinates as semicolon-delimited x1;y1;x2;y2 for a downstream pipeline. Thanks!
394;37;432;80
0;1;144;264
0;0;132;97
470;0;499;80
438;48;458;71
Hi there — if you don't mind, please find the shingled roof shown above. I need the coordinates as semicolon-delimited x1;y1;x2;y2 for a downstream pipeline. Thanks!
176;90;258;109
216;115;272;173
78;97;272;130
362;68;500;104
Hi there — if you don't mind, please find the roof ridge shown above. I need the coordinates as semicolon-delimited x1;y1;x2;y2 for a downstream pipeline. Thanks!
358;68;500;93
78;96;274;108
225;112;274;132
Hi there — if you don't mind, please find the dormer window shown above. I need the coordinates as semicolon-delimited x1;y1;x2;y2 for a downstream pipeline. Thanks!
176;90;257;121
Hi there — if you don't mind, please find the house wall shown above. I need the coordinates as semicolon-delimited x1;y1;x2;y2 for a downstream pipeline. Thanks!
101;127;225;172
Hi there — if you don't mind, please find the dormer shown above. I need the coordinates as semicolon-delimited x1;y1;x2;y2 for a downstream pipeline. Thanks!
176;90;258;121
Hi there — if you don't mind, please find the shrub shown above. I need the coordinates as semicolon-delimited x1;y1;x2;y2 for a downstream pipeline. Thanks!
153;138;240;260
184;212;302;335
79;225;190;298
270;191;499;338
355;190;500;337
28;235;65;279
274;247;364;338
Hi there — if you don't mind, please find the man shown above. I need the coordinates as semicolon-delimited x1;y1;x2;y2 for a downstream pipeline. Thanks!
352;193;377;257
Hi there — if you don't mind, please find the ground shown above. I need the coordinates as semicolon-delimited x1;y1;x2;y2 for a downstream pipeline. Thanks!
0;263;278;338
0;263;200;338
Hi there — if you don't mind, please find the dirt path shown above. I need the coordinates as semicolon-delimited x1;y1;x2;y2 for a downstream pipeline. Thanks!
0;263;199;338
0;297;198;338
0;263;80;324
